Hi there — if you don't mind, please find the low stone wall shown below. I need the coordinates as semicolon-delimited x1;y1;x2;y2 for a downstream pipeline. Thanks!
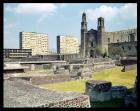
93;62;115;71
21;64;53;72
40;95;90;108
121;59;137;65
31;74;71;85
8;74;71;85
4;69;25;74
121;64;137;72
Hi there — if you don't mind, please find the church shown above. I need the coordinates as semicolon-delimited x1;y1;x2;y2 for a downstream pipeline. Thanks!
80;12;137;58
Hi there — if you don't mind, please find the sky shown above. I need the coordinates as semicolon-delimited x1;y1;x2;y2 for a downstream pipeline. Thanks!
4;3;137;51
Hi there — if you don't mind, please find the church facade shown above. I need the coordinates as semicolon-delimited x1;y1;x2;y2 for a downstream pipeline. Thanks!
81;12;137;58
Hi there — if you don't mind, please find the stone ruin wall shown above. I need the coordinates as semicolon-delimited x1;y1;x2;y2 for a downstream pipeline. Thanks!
105;28;137;44
93;61;115;71
9;74;71;85
85;80;128;102
102;29;137;54
108;41;137;57
31;74;71;85
40;95;91;108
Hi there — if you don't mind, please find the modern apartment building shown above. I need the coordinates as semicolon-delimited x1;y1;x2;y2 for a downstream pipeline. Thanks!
20;32;48;55
57;35;80;54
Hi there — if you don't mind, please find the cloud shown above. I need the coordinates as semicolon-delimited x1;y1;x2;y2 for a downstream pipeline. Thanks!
6;3;57;14
86;5;119;21
5;3;57;23
59;3;67;8
119;3;137;20
84;3;137;22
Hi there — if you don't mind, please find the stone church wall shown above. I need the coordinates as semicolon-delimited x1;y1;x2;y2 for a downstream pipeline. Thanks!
108;41;137;57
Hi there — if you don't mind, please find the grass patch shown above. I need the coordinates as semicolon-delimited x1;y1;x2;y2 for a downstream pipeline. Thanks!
38;66;136;93
39;80;86;93
92;66;137;89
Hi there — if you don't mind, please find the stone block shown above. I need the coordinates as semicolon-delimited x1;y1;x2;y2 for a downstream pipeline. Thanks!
86;80;112;92
111;86;127;99
85;80;112;102
124;95;137;107
88;90;112;102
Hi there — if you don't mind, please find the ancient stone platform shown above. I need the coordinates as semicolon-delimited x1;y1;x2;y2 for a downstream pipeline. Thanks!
4;79;91;108
85;80;112;102
85;80;128;102
5;74;71;85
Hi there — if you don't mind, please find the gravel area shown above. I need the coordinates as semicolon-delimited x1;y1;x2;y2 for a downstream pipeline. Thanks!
4;79;88;107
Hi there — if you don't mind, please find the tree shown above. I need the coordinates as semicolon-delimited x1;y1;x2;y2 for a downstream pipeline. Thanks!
96;45;102;56
95;45;106;57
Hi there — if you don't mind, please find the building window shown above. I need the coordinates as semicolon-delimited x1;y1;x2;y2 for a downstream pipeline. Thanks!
122;46;124;50
117;40;119;42
128;46;131;50
108;38;110;43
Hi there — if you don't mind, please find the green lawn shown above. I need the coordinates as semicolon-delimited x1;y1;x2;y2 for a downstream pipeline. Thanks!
93;66;137;89
38;66;137;93
39;80;86;93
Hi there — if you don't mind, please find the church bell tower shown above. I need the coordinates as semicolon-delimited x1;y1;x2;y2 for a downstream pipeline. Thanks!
97;17;108;55
81;12;87;57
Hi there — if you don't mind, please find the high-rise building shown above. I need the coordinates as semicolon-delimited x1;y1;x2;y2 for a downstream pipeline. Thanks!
57;35;80;54
20;32;48;55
